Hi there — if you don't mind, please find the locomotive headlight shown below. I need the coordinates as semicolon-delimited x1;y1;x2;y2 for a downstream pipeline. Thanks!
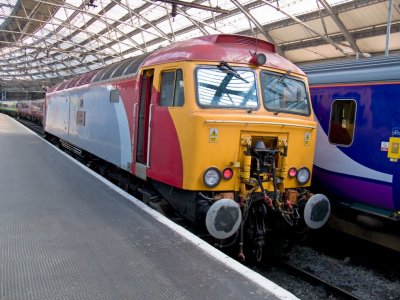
250;52;267;66
296;167;310;185
203;167;222;188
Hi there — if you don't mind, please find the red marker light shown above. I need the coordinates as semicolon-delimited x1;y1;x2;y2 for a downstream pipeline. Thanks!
288;167;297;178
222;168;234;180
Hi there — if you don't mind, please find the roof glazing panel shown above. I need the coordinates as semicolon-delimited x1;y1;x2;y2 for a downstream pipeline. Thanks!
0;0;19;29
0;0;398;92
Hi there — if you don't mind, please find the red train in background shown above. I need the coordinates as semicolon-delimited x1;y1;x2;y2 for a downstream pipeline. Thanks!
18;99;45;124
0;99;45;124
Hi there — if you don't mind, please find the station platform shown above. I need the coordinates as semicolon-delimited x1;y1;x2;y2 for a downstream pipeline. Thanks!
0;113;296;300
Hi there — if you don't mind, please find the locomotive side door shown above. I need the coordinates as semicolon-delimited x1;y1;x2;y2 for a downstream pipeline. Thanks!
135;69;154;180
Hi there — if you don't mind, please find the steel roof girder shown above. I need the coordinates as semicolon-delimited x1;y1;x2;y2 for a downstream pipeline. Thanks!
318;0;361;54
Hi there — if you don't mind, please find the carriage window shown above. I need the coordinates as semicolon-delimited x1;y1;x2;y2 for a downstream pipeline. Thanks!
195;66;258;109
260;71;310;116
160;69;184;107
329;99;356;146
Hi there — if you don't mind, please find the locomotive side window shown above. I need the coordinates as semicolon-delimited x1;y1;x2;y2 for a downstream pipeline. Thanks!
328;99;356;146
260;71;310;116
195;66;258;109
160;69;184;107
160;71;174;106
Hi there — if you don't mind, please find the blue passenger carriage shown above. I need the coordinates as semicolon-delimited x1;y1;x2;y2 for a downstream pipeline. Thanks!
302;55;400;224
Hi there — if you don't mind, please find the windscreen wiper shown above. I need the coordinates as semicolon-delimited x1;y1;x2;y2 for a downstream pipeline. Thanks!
273;69;291;88
268;69;295;95
218;61;249;83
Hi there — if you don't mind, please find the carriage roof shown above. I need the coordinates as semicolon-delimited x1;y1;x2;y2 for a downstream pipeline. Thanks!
301;54;400;85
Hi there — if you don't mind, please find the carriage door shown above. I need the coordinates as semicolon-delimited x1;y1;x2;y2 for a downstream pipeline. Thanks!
135;69;154;179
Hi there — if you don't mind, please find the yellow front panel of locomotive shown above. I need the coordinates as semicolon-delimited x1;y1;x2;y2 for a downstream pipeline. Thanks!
170;116;317;191
166;61;316;191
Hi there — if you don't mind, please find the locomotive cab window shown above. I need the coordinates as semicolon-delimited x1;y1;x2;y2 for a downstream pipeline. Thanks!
260;71;310;116
329;99;356;146
160;69;184;107
195;65;258;109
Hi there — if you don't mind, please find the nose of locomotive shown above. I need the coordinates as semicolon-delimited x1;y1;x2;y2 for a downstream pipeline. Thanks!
205;199;242;240
303;194;331;229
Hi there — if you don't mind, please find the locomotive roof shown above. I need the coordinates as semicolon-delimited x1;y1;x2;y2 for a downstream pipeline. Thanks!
48;34;303;93
141;35;302;74
47;53;151;93
300;54;400;85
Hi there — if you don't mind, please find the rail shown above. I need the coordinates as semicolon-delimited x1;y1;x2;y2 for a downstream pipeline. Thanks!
281;261;362;300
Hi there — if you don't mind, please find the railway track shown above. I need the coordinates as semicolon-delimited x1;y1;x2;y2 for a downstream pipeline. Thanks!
16;118;44;136
280;261;361;300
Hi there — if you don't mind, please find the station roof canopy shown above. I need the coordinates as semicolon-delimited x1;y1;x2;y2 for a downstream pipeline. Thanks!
0;0;399;92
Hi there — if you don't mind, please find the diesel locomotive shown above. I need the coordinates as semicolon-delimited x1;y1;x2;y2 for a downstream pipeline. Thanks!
44;34;330;261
